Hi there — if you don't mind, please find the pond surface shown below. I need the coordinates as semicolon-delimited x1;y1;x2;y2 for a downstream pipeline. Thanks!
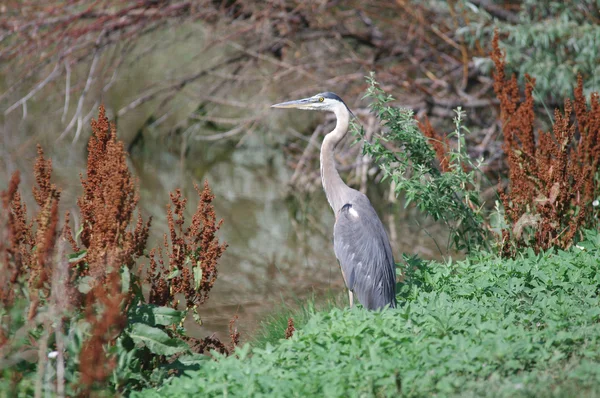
130;134;341;340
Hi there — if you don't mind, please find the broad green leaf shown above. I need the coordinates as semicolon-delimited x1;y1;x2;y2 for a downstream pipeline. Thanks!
167;269;180;280
129;304;185;327
151;306;186;326
77;276;95;294
128;323;189;356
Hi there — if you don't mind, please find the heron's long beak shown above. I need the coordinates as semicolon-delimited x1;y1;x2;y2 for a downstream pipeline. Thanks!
270;97;314;109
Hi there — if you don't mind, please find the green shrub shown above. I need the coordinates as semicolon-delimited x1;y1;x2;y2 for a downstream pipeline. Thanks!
354;74;489;252
251;291;346;348
459;0;600;101
133;231;600;397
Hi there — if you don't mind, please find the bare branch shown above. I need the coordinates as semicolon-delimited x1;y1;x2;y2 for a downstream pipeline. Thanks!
61;60;71;123
59;48;100;141
4;62;61;116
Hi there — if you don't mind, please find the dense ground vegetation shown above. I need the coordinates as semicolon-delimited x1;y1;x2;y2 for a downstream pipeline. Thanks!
134;231;600;397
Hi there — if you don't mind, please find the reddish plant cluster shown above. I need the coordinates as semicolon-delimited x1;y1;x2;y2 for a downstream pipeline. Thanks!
64;106;152;390
285;317;295;339
1;106;229;393
0;172;27;346
491;31;600;254
573;76;600;203
183;314;240;357
146;182;227;311
0;146;61;323
419;117;451;173
75;105;150;281
185;334;230;356
0;108;147;391
29;146;61;320
79;272;126;393
1;172;27;311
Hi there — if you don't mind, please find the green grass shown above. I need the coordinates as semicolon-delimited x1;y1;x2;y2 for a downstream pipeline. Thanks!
251;290;347;348
134;230;600;397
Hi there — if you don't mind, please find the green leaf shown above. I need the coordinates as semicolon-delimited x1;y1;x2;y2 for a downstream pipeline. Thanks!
75;224;84;241
152;306;186;326
129;304;186;327
128;323;189;356
194;263;203;291
192;305;202;326
121;265;131;294
68;250;87;263
77;276;95;294
167;269;180;280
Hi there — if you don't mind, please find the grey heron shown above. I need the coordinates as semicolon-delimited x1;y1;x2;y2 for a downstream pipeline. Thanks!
272;92;397;310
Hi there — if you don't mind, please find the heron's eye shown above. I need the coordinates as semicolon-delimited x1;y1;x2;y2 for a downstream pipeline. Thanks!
318;97;324;102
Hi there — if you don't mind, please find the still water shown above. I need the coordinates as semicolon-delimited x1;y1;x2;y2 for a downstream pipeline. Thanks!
130;134;341;340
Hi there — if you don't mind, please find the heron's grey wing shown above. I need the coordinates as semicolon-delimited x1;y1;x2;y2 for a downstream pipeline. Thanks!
333;195;396;310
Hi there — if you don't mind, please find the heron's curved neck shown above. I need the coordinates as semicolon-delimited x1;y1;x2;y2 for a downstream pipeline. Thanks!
320;106;351;213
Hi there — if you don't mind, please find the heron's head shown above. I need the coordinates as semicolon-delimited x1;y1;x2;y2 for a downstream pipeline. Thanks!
271;92;354;117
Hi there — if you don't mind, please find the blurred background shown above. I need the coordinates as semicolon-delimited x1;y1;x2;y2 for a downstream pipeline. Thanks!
1;0;598;340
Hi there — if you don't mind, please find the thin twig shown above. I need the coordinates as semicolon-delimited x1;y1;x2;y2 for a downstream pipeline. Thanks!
4;62;61;116
59;46;100;141
61;60;71;123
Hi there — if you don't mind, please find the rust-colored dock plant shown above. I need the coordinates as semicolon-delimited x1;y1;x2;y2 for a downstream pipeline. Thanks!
285;317;295;339
1;172;29;310
491;31;600;254
146;182;227;313
79;271;126;393
76;106;150;281
0;105;229;395
28;146;61;320
419;117;451;173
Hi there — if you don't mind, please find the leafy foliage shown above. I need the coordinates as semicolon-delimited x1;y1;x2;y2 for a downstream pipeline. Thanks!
251;292;346;348
460;0;600;101
355;35;599;255
354;74;489;251
134;231;600;397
